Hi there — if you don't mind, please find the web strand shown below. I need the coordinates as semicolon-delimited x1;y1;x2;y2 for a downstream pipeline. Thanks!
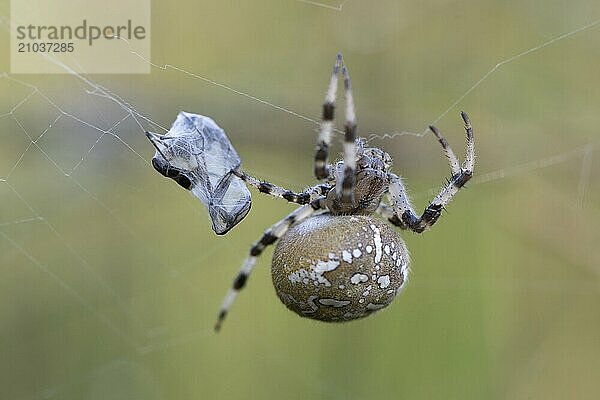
368;17;600;141
0;229;140;349
2;181;148;348
577;144;594;208
294;0;349;12
415;144;597;200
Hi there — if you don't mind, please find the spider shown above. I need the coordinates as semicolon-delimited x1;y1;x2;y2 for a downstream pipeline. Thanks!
214;54;475;331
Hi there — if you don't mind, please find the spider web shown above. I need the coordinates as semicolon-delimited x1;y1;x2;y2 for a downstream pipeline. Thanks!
1;3;599;398
294;0;350;12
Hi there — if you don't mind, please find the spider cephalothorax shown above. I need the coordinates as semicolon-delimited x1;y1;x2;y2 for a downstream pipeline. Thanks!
324;140;392;215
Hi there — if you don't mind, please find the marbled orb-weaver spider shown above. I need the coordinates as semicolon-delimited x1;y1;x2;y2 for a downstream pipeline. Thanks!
213;54;475;331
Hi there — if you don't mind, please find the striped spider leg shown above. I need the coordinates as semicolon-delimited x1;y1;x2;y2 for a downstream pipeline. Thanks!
233;169;330;205
314;54;357;203
384;112;475;233
338;63;357;203
314;54;342;180
214;198;327;331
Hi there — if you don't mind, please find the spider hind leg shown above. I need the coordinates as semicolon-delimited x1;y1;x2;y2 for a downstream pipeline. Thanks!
214;198;326;332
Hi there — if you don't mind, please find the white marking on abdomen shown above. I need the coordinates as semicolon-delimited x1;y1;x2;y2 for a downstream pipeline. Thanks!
377;275;390;289
350;273;369;284
370;224;383;263
302;295;319;314
366;302;386;310
318;298;351;307
314;260;339;274
342;250;352;263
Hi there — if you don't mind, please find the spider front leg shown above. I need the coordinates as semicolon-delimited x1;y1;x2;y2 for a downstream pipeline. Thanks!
233;169;330;205
337;64;357;203
313;54;357;202
314;54;342;180
214;198;327;331
388;112;475;233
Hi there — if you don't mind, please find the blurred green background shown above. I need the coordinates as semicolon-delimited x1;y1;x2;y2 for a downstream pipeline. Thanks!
1;0;599;399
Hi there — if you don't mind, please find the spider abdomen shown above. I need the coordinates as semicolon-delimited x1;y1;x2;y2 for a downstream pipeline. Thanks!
271;214;410;322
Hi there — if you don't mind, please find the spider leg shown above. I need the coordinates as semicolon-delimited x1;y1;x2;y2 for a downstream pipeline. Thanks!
429;125;461;176
214;198;327;332
462;112;475;172
315;54;342;180
388;112;475;233
376;203;408;230
337;64;357;203
233;169;330;205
